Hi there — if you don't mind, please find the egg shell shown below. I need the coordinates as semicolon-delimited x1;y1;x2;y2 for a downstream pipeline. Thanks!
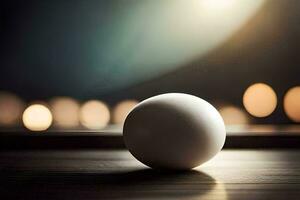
123;93;226;170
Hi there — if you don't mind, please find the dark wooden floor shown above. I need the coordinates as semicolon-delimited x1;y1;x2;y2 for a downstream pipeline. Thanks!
1;149;300;200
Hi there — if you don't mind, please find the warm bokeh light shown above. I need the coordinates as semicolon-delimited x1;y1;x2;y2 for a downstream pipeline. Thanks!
22;104;53;131
284;86;300;122
50;97;80;128
79;100;110;129
113;100;139;124
219;105;249;125
0;92;25;126
243;83;277;117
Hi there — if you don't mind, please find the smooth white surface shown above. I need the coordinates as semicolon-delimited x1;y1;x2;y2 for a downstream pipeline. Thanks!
123;93;226;170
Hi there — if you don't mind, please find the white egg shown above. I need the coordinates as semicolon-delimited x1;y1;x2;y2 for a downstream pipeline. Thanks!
123;93;226;170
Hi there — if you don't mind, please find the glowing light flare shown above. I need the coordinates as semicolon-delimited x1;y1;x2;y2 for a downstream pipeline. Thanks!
284;86;300;122
113;100;139;124
50;97;80;128
0;92;25;126
200;0;236;12
85;0;265;94
243;83;277;117
22;104;53;131
79;100;110;129
219;105;249;125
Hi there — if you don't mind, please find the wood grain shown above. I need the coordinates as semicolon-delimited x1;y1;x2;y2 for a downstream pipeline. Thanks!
0;150;300;200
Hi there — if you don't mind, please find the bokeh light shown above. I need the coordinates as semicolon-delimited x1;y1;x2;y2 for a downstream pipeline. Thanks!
219;105;249;125
22;104;53;131
243;83;277;117
284;86;300;122
113;100;139;124
79;100;110;129
0;92;25;126
50;97;80;128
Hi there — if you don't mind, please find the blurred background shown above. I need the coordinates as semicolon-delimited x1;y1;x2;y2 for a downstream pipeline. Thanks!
0;0;299;133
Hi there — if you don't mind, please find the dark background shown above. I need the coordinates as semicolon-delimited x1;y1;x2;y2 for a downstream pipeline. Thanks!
0;0;299;124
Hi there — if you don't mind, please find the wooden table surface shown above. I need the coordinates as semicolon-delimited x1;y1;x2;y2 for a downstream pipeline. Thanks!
1;149;300;200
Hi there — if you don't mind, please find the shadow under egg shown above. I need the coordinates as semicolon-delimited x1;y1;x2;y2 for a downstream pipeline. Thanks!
1;168;228;200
